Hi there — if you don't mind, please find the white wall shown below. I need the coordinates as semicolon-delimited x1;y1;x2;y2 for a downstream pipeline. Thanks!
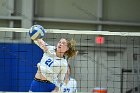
1;0;140;31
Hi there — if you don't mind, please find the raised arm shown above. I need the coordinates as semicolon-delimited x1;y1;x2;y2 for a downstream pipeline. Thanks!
34;39;48;52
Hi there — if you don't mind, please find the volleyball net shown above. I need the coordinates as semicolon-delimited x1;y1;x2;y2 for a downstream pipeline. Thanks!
0;28;140;93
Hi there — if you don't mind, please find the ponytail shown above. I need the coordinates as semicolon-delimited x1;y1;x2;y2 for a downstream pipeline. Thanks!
65;38;78;60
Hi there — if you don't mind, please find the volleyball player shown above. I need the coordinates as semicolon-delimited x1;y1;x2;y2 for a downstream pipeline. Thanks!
29;38;77;92
60;64;77;93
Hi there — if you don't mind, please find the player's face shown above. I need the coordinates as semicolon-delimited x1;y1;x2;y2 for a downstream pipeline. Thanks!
57;38;69;53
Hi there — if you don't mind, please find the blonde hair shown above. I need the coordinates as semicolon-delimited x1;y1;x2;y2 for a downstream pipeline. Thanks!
65;38;78;60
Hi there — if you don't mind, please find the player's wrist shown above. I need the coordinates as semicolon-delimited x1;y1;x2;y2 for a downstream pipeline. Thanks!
52;86;59;92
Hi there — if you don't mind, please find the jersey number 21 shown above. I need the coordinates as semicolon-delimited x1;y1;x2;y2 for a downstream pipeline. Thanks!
45;58;53;67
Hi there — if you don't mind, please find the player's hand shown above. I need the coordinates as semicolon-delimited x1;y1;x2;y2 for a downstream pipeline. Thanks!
51;87;62;93
34;39;48;52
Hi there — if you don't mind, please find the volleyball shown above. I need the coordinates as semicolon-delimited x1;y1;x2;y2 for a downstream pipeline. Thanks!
29;25;45;40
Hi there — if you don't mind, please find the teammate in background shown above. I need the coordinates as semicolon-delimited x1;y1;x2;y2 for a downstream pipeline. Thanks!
60;64;77;93
29;38;77;92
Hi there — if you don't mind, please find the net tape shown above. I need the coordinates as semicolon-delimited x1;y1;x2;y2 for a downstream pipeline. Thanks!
0;27;140;36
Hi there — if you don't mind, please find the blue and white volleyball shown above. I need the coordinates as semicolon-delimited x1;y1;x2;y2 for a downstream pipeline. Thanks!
29;25;45;40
